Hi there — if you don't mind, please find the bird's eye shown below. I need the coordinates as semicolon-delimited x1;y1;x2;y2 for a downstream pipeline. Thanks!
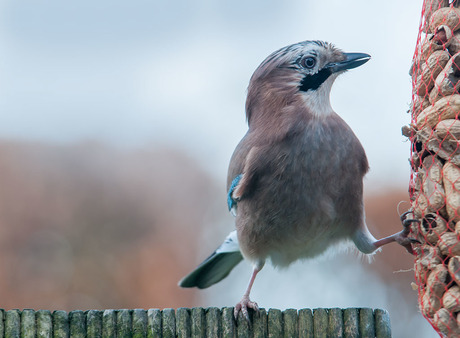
301;56;316;69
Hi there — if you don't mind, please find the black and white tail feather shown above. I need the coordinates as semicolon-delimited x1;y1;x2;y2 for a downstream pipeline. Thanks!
178;231;243;289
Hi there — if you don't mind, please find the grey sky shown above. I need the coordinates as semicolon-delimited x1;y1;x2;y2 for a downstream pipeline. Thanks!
0;0;421;187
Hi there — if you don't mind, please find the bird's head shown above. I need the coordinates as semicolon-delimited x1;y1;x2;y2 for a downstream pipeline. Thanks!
246;40;370;127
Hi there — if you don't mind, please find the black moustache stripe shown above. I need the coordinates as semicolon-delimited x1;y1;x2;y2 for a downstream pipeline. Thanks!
299;68;332;92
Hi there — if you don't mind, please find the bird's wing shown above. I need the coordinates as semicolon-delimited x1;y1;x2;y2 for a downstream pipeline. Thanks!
178;230;243;289
227;145;269;212
227;174;243;213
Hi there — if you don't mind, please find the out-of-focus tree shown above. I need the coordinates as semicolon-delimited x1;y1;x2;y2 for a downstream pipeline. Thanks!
0;140;225;310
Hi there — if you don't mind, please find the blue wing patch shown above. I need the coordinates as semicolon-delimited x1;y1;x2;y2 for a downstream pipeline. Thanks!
227;174;243;212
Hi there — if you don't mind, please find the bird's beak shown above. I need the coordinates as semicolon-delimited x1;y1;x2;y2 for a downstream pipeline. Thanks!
327;52;371;73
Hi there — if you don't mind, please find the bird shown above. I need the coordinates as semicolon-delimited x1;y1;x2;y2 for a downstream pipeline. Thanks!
179;40;417;320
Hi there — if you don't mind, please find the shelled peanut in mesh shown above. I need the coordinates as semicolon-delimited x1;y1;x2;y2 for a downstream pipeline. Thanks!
411;2;460;336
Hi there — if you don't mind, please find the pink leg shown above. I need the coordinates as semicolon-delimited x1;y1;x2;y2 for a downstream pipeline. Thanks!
234;266;261;320
374;233;408;248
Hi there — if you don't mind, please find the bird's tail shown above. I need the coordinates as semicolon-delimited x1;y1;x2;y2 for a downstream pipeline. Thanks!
178;231;243;289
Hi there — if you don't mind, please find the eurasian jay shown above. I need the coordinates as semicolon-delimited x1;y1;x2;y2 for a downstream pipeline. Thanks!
179;40;416;320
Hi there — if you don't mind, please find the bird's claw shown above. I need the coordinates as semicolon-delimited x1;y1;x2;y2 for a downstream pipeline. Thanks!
234;296;259;322
400;211;419;227
397;210;421;254
393;231;421;255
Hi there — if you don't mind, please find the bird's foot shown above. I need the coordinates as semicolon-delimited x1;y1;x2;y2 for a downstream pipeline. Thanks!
234;296;259;322
395;211;421;255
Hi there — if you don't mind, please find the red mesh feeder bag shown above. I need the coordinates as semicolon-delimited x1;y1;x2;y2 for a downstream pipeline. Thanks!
410;0;460;336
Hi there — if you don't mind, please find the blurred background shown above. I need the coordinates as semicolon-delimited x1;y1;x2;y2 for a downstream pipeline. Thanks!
0;0;437;337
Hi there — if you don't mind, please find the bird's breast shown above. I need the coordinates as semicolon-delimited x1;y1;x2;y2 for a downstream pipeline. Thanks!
235;116;366;266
